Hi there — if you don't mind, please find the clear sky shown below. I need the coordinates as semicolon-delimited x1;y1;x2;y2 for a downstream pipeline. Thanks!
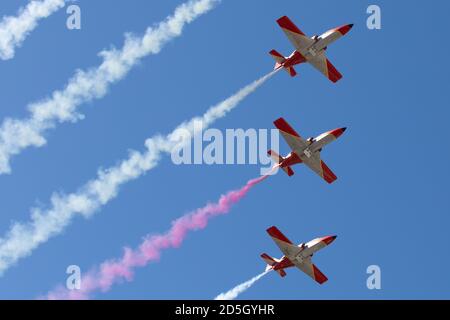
0;0;449;299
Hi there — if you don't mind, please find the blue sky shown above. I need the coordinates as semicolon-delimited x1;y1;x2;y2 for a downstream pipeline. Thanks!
0;0;449;299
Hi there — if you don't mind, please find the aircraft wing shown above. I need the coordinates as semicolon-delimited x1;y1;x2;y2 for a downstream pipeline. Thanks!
295;257;328;284
307;52;343;83
301;152;338;184
277;16;314;51
267;226;301;257
274;117;308;152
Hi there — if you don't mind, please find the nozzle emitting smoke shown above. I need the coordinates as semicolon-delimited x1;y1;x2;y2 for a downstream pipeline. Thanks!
44;175;268;299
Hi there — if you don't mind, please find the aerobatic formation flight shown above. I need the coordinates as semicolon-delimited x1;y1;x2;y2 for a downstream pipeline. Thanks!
0;6;353;298
6;0;412;303
1;0;445;307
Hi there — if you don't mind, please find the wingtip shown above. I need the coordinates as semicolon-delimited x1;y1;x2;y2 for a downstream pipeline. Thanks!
276;15;289;23
273;117;285;125
276;16;303;35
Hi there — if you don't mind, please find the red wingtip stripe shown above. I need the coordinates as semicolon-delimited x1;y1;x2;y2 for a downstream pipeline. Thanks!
274;118;300;138
277;16;305;35
313;265;328;284
326;59;343;83
321;161;337;184
267;226;293;244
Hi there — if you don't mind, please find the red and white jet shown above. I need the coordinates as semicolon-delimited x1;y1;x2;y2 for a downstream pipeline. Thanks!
261;226;337;284
270;16;353;82
268;117;346;184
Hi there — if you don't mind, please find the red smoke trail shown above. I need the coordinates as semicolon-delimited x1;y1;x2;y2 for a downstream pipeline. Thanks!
44;175;269;299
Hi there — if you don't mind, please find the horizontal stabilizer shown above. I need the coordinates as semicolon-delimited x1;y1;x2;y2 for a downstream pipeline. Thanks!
261;253;277;267
261;253;288;277
268;150;294;176
269;49;297;76
269;49;285;70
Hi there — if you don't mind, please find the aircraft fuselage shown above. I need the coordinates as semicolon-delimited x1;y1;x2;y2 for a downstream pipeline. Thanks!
280;127;346;166
284;24;353;68
276;235;337;268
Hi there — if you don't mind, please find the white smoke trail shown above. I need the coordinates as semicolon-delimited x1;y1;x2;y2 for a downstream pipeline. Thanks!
0;0;219;175
0;70;277;275
0;0;66;60
215;270;270;300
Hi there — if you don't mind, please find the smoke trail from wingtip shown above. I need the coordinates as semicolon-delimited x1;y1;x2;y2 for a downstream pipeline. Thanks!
0;70;277;276
214;270;270;300
0;0;66;60
44;175;269;299
0;0;219;174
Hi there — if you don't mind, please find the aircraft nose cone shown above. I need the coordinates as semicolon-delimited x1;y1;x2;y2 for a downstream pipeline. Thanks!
322;235;337;245
330;127;347;139
337;24;354;35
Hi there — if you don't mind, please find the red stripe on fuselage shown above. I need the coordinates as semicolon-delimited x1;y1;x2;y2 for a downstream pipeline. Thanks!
280;152;302;168
273;257;295;270
284;51;306;68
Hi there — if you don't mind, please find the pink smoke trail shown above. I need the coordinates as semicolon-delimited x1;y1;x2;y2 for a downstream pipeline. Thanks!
44;175;269;299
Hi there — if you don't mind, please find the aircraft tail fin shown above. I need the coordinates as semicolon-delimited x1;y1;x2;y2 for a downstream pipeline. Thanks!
269;50;296;77
268;150;294;176
260;253;286;277
269;49;285;69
